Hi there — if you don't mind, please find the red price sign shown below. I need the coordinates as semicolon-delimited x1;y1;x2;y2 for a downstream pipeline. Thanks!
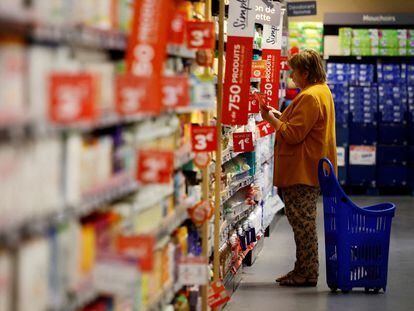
251;60;266;79
233;132;254;152
280;56;290;71
168;9;187;45
191;126;217;152
186;21;215;49
162;76;190;110
208;281;230;309
49;73;96;124
116;74;161;115
188;201;214;225
257;121;275;137
137;149;174;184
117;235;155;272
193;152;211;169
248;92;261;113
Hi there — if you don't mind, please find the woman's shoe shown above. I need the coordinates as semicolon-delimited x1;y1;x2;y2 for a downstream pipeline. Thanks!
275;270;296;283
278;274;317;287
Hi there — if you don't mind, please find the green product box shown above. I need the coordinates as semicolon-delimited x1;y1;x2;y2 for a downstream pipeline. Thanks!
379;37;399;48
380;29;398;38
397;29;408;39
398;48;407;56
339;27;352;39
352;29;369;38
352;37;371;48
340;47;351;56
399;39;407;48
351;47;371;56
371;47;379;56
407;48;414;56
407;39;414;48
408;29;414;38
369;29;380;38
379;48;399;56
370;37;379;47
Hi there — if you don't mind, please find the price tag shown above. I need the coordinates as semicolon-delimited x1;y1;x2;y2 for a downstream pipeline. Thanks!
188;201;214;225
192;76;216;110
116;74;161;115
248;92;261;113
233;132;254;152
337;147;346;167
186;21;215;49
191;126;217;152
208;281;230;309
162;76;190;110
137;149;174;184
280;56;290;71
251;60;267;79
193;152;211;169
49;73;96;124
117;235;155;272
257;121;275;137
349;145;376;166
168;9;187;45
178;257;208;286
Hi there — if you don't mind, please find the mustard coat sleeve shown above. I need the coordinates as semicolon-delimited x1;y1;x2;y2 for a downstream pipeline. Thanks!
276;94;321;145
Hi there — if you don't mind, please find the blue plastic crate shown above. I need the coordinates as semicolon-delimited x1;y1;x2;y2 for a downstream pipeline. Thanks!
318;158;395;293
377;145;408;165
378;123;408;145
377;165;408;187
347;165;376;187
349;123;378;145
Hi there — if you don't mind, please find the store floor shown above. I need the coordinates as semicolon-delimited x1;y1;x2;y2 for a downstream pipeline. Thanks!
225;196;414;311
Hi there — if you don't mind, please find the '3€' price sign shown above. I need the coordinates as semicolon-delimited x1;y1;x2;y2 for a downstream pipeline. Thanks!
186;21;215;49
136;149;174;184
233;132;254;152
191;126;217;152
162;76;190;110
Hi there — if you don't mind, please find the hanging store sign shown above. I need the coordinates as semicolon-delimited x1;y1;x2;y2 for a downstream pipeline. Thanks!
254;0;281;25
257;121;275;137
126;0;171;114
162;76;190;110
188;201;214;225
324;13;414;26
49;73;97;124
208;281;231;308
191;126;217;152
186;21;216;49
233;132;254;152
136;149;174;184
116;74;160;115
168;9;187;45
117;235;156;272
287;1;317;17
178;257;209;286
222;0;256;125
260;9;284;109
248;92;261;113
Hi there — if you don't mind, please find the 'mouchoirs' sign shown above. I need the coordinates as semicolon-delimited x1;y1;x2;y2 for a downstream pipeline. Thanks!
324;13;414;25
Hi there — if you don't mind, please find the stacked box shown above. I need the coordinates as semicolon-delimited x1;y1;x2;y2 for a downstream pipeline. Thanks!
379;29;407;56
377;63;407;84
338;28;352;56
328;81;349;125
349;85;378;124
408;84;414;145
327;63;349;83
289;22;324;54
349;64;375;84
378;83;408;123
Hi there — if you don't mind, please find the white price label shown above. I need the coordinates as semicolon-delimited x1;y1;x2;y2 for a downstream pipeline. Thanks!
349;145;376;166
178;257;208;286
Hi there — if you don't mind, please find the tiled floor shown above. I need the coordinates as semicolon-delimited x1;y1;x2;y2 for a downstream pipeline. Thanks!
225;196;414;311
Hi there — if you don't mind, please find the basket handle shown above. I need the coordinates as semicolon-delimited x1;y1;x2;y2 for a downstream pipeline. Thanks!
318;158;339;196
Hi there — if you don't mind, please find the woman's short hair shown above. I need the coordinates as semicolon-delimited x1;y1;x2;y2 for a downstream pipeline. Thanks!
288;49;326;84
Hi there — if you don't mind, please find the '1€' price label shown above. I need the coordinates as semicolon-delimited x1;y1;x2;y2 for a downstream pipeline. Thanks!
208;281;230;308
49;73;96;124
186;21;215;49
191;126;217;152
233;132;254;152
257;121;275;137
136;149;174;184
116;74;161;115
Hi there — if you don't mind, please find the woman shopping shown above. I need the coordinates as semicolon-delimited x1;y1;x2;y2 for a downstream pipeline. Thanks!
259;49;337;287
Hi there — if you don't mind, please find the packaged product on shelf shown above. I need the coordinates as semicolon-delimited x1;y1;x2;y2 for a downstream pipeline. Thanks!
0;36;26;124
17;238;50;311
0;251;12;311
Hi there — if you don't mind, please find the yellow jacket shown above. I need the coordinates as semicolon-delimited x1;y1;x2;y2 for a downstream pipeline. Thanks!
273;83;337;188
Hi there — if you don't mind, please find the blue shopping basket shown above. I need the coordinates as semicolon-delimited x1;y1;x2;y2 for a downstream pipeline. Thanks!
318;158;396;293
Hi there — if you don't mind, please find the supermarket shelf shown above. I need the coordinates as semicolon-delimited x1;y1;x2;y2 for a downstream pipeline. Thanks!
222;148;240;164
0;175;139;246
221;175;254;206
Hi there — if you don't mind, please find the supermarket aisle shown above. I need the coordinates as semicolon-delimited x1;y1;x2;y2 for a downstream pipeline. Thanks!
225;196;414;311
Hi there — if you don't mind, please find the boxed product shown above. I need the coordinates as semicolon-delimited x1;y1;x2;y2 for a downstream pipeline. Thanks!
351;47;371;56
